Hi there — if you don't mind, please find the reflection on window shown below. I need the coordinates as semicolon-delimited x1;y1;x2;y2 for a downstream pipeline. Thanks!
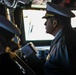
22;9;54;41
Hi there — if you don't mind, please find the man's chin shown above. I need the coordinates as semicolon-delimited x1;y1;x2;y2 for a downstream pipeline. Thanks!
46;31;50;34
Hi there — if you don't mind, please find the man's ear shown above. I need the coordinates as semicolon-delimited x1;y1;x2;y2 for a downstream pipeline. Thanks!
53;20;57;28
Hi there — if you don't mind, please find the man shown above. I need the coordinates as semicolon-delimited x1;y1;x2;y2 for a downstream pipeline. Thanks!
0;15;24;75
42;2;76;75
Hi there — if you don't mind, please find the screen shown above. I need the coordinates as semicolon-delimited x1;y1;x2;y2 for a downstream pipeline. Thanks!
71;10;76;28
32;0;51;5
31;0;51;8
22;9;54;46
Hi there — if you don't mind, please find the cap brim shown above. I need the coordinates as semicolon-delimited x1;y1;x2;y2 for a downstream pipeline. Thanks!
0;15;21;36
42;13;54;18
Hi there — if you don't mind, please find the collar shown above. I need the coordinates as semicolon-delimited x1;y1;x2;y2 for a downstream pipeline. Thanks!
54;29;62;39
